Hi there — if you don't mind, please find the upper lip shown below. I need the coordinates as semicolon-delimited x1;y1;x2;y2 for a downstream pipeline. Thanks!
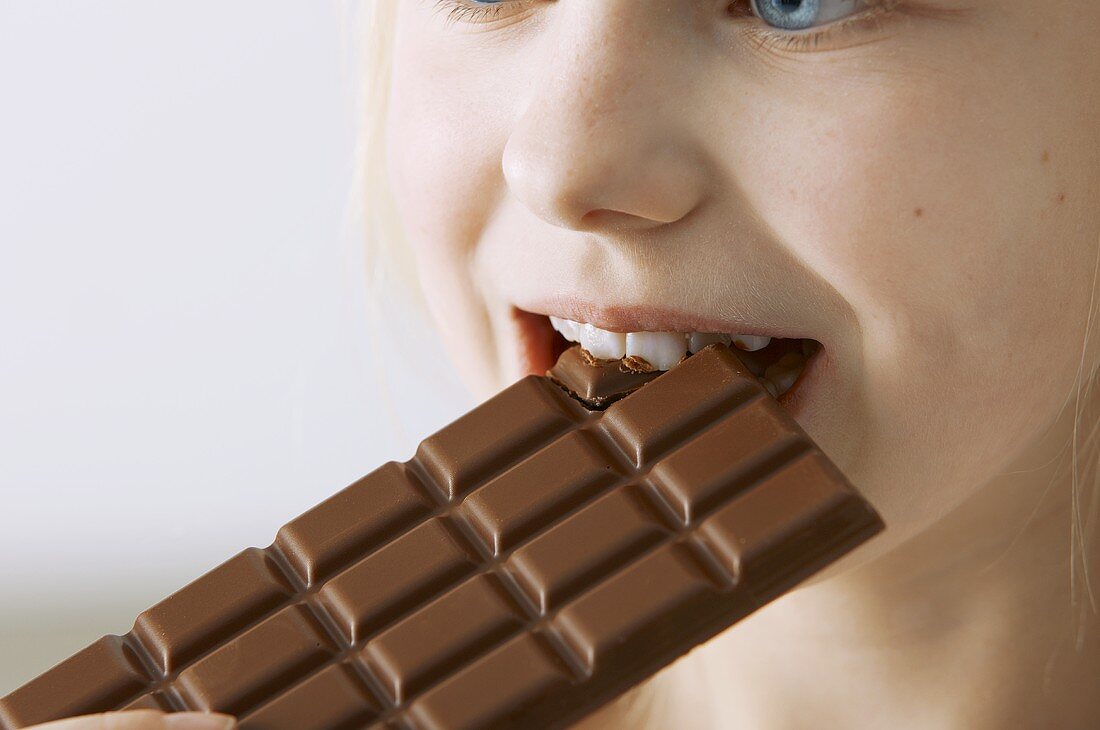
516;296;818;341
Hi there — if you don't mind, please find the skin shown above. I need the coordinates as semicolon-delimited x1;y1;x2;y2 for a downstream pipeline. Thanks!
25;711;235;729
385;0;1100;727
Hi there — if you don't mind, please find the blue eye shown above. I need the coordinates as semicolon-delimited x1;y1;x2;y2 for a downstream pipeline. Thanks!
750;0;862;31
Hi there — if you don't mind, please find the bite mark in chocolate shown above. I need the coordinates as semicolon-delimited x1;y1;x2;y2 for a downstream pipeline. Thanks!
547;345;661;410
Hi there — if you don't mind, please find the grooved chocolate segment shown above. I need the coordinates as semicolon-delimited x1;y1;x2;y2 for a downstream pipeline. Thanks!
650;396;805;525
415;377;581;500
552;543;726;673
456;430;622;555
407;633;575;730
699;450;880;600
2;344;884;730
133;547;294;673
547;344;661;409
275;462;433;586
599;346;764;467
362;575;526;704
0;636;149;728
239;663;380;730
506;485;668;613
176;605;337;715
317;518;478;643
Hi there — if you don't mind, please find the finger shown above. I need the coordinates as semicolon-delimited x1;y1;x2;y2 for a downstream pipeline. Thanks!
29;710;236;730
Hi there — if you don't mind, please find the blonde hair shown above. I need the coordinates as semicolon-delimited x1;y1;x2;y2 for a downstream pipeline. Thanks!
352;0;1100;672
343;0;442;449
1069;247;1100;648
354;0;426;317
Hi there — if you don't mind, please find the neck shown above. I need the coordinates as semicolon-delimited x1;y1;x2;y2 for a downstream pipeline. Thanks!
578;386;1100;729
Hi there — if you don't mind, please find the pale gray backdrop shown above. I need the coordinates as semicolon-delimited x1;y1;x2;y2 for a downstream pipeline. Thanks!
0;1;470;694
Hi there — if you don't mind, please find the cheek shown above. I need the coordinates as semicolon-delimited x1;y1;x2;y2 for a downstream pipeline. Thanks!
385;10;521;261
384;20;516;393
384;70;499;269
741;52;1096;538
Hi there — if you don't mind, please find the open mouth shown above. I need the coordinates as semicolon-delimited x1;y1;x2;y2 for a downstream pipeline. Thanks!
513;307;823;408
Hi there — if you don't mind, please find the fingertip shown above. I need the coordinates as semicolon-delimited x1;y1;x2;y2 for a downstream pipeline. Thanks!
30;710;237;730
162;712;237;730
28;710;165;730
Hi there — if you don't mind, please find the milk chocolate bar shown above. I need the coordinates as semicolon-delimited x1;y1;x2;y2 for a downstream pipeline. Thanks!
0;343;883;730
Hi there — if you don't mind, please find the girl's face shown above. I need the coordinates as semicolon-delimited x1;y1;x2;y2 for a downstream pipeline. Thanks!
384;0;1100;563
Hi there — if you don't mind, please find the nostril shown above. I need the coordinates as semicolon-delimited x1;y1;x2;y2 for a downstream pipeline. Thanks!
578;208;657;233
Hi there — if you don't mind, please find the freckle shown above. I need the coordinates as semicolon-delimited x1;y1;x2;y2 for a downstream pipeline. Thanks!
914;207;924;217
788;187;797;199
1058;192;1066;203
1033;30;1040;40
1041;149;1050;164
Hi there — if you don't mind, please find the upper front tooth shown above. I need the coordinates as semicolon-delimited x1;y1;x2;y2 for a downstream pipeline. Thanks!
731;334;771;352
687;332;732;354
550;316;581;343
550;317;703;369
625;331;688;370
579;323;627;359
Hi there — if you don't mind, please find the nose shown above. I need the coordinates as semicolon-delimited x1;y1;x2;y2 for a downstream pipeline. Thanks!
501;4;709;233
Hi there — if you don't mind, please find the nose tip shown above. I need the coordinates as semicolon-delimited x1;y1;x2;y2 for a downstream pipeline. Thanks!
502;129;707;233
500;12;709;236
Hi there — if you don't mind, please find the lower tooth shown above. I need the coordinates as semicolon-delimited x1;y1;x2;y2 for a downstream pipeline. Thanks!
763;352;806;397
732;334;771;352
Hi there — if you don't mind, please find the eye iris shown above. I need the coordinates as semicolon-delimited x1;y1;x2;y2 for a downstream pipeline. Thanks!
755;0;821;30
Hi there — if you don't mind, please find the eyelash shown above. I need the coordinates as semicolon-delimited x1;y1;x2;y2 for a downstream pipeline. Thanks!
430;0;901;53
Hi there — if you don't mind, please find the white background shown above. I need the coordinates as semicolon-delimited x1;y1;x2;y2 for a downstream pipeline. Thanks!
0;2;470;694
